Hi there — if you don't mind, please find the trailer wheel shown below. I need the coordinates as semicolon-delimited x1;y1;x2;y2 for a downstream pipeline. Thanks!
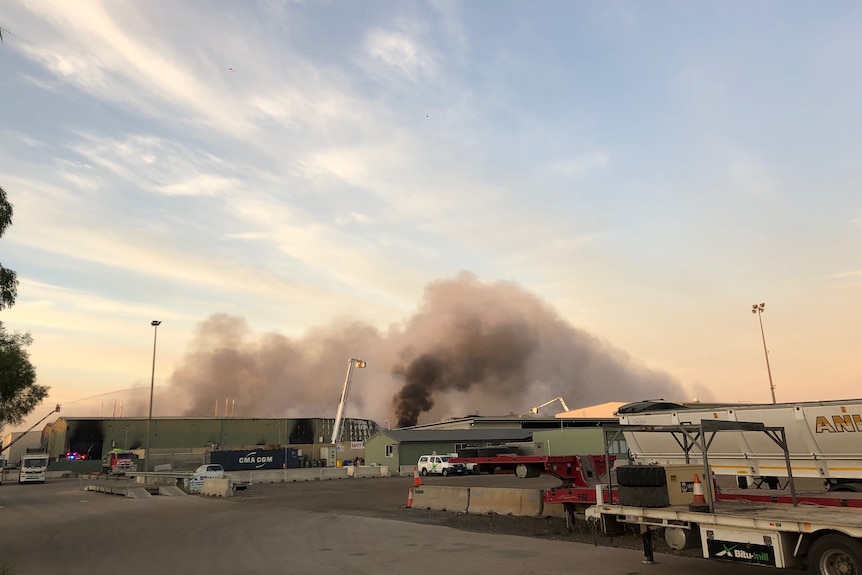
515;464;541;479
808;534;862;575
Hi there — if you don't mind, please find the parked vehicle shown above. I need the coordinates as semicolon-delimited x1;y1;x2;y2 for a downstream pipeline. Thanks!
0;455;7;485
616;398;862;491
417;455;466;476
448;453;480;474
192;464;225;480
588;418;862;574
19;448;48;484
102;449;137;475
186;464;226;494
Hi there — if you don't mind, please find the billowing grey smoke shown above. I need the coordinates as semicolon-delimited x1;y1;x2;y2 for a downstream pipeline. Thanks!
169;272;694;425
391;317;537;427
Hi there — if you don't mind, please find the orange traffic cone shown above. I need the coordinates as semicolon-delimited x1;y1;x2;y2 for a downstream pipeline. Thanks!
689;474;710;512
413;466;422;487
407;487;414;508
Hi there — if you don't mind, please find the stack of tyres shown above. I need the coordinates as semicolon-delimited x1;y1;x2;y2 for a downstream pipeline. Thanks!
616;465;669;508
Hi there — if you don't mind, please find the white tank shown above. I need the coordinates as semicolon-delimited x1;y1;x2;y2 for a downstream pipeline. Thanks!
617;399;862;487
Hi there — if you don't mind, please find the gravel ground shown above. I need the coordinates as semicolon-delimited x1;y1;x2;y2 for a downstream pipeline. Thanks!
231;473;703;559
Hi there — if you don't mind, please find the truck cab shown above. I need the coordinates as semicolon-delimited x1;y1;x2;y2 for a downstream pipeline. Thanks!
19;449;48;483
102;449;138;475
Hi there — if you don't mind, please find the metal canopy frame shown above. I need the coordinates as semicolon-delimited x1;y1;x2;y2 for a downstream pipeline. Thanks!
602;420;798;511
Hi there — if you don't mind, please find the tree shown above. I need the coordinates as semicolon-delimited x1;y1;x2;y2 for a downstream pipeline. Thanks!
0;186;47;428
0;186;17;310
0;326;46;426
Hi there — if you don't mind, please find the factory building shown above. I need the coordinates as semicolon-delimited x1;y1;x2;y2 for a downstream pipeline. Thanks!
42;416;379;468
365;415;623;469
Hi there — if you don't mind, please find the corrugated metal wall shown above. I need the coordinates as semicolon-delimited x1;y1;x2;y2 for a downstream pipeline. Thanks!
43;417;378;460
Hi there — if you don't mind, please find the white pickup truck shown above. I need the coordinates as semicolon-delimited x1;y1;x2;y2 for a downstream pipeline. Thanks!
186;464;226;494
417;455;467;477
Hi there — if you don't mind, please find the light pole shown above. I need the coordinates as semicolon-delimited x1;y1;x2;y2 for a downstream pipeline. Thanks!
751;303;776;404
145;320;161;472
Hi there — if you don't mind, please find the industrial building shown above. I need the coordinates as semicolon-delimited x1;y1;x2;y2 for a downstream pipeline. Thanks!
364;415;624;469
1;431;42;464
37;410;627;472
42;416;379;469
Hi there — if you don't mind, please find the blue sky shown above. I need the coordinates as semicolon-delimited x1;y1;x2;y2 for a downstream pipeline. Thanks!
1;1;860;430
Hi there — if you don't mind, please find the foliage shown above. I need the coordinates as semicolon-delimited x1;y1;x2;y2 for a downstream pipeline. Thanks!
0;187;17;310
0;324;47;426
0;186;46;428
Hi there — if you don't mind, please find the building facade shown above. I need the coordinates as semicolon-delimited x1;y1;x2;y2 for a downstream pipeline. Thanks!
42;416;379;467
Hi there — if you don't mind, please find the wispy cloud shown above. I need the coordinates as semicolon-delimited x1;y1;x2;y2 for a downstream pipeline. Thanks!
362;26;437;82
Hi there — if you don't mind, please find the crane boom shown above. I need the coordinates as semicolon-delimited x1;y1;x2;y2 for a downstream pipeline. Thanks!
0;404;61;454
530;396;570;414
329;358;366;445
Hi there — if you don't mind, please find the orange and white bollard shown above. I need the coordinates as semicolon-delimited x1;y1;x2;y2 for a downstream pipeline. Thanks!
407;487;414;508
413;466;422;487
688;473;710;512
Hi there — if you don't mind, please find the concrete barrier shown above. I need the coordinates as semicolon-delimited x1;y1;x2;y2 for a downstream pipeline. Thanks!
126;487;153;499
467;487;543;517
353;466;389;478
541;500;567;518
281;469;317;482
318;467;349;480
201;478;235;497
411;486;470;513
158;485;187;497
246;469;307;483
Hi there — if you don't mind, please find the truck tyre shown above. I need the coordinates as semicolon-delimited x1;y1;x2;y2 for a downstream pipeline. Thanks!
616;465;666;487
420;468;428;477
807;533;862;575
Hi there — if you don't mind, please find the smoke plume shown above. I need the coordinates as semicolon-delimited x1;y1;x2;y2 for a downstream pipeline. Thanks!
168;271;693;426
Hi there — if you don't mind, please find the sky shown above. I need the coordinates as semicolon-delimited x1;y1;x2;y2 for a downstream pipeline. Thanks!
1;1;860;432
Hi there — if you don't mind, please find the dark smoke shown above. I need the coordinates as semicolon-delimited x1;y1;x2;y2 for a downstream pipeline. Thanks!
169;272;696;426
392;316;537;427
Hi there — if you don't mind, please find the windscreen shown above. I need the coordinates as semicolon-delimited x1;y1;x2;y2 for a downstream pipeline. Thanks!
25;457;49;467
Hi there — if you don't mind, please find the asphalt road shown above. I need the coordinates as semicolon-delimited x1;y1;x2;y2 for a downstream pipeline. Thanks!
0;476;790;575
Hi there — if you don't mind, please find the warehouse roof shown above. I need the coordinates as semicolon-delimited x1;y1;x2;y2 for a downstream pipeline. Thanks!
373;428;534;443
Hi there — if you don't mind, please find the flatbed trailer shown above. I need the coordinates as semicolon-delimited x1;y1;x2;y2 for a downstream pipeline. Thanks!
717;488;862;509
448;454;612;480
587;420;862;573
448;454;552;477
587;500;862;571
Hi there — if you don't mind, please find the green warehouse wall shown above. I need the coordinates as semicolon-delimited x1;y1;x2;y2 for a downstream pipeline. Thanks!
364;433;464;469
531;428;628;457
44;417;378;460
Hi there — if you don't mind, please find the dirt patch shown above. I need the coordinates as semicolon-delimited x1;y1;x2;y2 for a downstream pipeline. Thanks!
232;474;701;559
